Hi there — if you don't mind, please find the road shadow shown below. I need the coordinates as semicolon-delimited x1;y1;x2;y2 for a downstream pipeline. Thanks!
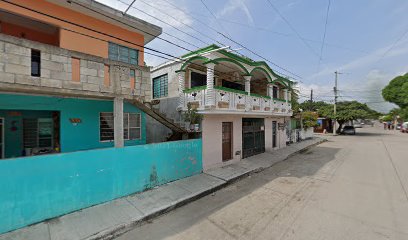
116;144;342;240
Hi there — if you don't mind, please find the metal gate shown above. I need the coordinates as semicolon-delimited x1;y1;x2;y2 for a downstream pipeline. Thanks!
242;118;265;158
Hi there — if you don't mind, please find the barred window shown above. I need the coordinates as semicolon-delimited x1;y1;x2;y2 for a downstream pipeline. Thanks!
108;42;138;65
100;112;141;142
152;74;168;99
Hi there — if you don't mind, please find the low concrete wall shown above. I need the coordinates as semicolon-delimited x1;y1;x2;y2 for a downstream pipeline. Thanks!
0;139;202;234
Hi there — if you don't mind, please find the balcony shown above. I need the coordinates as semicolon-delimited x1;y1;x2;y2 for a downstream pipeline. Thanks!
182;86;292;116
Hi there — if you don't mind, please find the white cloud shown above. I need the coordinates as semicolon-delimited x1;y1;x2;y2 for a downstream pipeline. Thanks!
217;0;254;24
308;37;408;80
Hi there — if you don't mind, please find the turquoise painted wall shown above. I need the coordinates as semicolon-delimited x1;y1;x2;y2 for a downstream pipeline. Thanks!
0;93;146;157
0;139;202;234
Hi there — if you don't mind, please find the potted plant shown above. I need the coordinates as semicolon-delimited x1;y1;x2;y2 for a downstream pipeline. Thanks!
183;103;203;131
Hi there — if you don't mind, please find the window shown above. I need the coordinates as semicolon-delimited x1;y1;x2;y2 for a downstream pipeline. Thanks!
99;112;141;141
31;49;41;77
23;118;53;148
100;112;114;141
152;74;168;98
273;86;278;98
222;80;244;91
190;71;207;88
108;43;138;65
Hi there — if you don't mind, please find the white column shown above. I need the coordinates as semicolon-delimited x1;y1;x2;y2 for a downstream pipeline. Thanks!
205;63;216;107
114;97;124;148
284;89;289;103
267;83;273;97
177;70;185;109
244;75;251;111
244;75;251;95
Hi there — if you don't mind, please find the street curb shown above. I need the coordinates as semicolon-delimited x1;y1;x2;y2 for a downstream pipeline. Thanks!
87;137;327;240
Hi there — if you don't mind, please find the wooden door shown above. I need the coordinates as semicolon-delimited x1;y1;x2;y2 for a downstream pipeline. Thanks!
222;122;232;161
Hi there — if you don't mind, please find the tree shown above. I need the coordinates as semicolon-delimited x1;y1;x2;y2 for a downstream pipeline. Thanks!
301;111;318;129
317;101;380;132
382;73;408;108
299;101;330;112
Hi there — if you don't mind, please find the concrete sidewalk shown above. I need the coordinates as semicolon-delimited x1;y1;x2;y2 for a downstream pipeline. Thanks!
0;137;325;240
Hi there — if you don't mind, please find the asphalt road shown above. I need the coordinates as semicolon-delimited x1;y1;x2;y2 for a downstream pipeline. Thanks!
117;125;408;240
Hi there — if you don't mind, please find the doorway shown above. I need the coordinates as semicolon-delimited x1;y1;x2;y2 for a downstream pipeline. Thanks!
222;122;233;161
272;121;277;148
0;117;3;159
242;118;265;158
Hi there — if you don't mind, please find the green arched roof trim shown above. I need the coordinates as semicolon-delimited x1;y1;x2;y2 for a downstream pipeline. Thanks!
249;67;274;82
180;44;293;85
180;56;209;71
205;58;250;75
271;78;289;88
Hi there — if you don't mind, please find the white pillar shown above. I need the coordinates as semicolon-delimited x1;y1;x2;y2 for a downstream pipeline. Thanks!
267;83;273;97
285;89;289;103
244;75;252;111
114;97;124;148
205;63;216;107
177;70;185;109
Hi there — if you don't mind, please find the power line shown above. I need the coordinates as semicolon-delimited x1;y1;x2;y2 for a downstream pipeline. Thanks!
0;1;252;83
136;0;226;47
265;0;320;59
116;0;209;48
67;0;258;82
199;0;233;39
158;0;304;80
318;0;331;64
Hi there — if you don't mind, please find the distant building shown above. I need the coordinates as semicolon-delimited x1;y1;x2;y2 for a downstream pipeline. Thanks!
0;0;162;159
149;45;294;170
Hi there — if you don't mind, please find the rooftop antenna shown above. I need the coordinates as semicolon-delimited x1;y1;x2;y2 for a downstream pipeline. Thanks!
123;0;137;15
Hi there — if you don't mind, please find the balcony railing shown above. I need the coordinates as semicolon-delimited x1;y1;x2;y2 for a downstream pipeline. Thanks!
183;86;292;115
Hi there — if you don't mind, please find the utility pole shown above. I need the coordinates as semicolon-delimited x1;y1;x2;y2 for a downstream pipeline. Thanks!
310;89;313;102
333;71;339;135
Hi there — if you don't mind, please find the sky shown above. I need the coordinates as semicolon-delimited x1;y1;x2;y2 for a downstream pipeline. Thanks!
96;0;408;113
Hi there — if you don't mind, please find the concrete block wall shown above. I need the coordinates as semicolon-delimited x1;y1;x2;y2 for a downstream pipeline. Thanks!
0;34;151;100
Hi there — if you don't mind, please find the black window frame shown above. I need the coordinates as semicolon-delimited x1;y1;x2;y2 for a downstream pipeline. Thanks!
190;71;207;88
31;49;41;77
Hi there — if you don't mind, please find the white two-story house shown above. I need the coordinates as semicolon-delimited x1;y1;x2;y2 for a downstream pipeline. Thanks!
150;45;293;170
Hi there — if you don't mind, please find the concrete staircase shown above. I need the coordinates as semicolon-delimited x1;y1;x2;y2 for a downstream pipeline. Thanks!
128;99;188;140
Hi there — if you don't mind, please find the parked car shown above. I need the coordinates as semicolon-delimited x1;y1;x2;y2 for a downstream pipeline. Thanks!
396;123;402;130
342;126;356;135
354;123;363;128
401;122;408;133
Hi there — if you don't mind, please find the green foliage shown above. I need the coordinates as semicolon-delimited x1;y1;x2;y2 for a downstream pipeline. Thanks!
381;115;393;122
384;107;408;122
316;101;381;131
382;73;408;108
299;101;330;112
301;111;318;129
183;103;203;124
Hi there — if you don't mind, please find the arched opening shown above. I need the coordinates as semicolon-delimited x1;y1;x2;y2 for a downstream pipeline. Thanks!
213;60;248;92
250;68;270;96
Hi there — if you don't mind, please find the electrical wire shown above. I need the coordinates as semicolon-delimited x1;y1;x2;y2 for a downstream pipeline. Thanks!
265;0;320;58
158;0;303;80
318;0;331;65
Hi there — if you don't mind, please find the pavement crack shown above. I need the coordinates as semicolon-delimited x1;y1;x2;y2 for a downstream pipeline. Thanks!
381;139;408;202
